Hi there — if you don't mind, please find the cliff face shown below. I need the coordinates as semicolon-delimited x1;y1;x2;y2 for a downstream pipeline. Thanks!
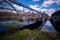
50;10;60;33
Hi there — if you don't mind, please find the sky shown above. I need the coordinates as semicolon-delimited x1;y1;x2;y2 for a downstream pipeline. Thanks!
0;0;60;16
12;0;60;16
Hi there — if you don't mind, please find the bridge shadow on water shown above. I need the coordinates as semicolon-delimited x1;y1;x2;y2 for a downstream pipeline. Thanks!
0;20;43;34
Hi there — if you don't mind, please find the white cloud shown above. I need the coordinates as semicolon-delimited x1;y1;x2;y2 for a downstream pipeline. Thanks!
13;4;41;12
29;4;41;11
55;0;60;5
42;0;55;7
24;9;29;12
32;0;40;2
13;4;23;11
46;8;56;16
40;9;47;12
29;4;56;16
39;8;56;16
42;0;60;7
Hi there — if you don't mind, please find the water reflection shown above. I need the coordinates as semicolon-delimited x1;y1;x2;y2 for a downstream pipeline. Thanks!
0;21;35;33
0;21;19;33
0;21;57;33
41;20;57;33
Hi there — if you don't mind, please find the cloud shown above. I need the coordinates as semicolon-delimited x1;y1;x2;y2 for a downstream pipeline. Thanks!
55;0;60;5
29;4;41;11
40;9;47;12
40;8;56;16
13;4;23;11
13;4;41;12
42;0;60;7
13;4;56;16
32;0;40;2
42;0;55;7
46;8;56;16
24;9;29;12
29;4;56;16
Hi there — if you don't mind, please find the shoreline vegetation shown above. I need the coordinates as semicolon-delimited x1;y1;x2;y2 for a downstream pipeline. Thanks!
0;29;60;40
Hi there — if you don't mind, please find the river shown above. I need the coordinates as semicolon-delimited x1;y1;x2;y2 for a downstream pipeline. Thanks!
0;21;56;33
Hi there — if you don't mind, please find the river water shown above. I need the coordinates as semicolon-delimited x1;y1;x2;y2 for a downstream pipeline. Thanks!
0;21;56;33
41;21;57;33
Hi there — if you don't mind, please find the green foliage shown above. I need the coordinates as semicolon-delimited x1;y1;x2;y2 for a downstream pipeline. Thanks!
1;29;60;40
14;30;29;40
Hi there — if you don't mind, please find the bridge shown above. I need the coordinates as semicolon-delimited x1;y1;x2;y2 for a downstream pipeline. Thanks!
0;0;49;31
0;8;49;21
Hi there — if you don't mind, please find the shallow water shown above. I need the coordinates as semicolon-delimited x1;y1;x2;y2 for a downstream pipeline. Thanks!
41;21;56;33
0;21;35;33
0;21;56;33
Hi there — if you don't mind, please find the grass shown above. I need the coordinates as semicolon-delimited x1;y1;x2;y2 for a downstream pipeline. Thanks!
0;21;60;40
0;29;60;40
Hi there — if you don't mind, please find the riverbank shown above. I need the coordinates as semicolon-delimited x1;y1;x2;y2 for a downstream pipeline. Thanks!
0;29;60;40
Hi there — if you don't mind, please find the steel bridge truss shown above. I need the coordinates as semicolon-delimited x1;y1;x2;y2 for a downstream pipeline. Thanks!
0;0;46;30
